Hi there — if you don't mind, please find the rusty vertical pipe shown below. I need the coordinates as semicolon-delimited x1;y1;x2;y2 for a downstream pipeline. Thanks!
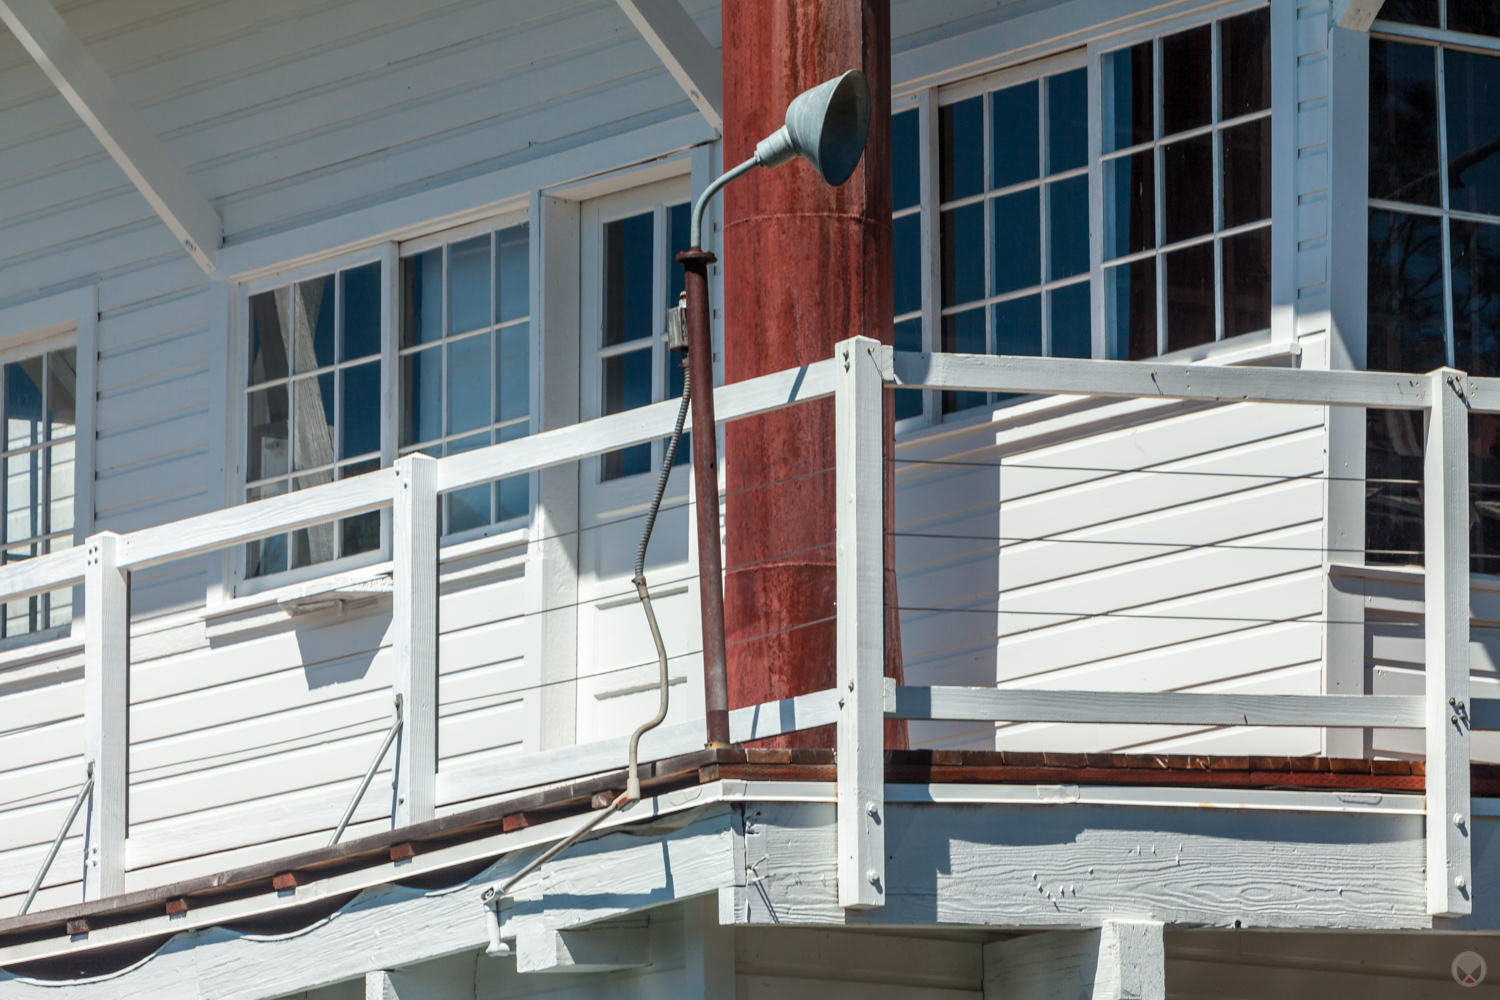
721;0;905;748
679;247;730;747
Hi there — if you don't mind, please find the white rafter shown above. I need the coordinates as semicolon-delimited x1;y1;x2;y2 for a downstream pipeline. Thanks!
615;0;723;130
0;0;221;274
1332;0;1387;31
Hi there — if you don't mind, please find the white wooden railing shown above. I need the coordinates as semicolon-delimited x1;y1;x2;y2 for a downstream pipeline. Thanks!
7;337;1495;922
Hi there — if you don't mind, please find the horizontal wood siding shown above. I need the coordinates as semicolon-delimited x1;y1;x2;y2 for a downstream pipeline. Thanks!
894;397;1327;754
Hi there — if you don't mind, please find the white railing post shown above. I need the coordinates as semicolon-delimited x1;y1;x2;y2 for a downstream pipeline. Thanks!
1425;369;1472;917
83;531;127;899
392;454;439;828
835;335;885;910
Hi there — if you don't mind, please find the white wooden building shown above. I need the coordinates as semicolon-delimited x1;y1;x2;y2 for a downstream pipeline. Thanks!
1;0;1499;995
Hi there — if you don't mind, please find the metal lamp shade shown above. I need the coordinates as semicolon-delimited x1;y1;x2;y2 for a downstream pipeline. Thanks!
753;69;872;186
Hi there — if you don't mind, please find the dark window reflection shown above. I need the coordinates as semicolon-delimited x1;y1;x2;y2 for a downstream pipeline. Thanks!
1369;40;1441;206
942;202;986;305
893;318;923;421
990;82;1039;190
1105;42;1154;152
1048;175;1089;280
402;248;442;347
1107;259;1158;359
1050;283;1091;358
894;213;922;316
1473;414;1500;574
340;263;381;361
1223;117;1272;229
1444;49;1500;218
1368;208;1446;372
604;212;653;346
1222;227;1272;338
1165;241;1216;352
1163;134;1214;244
1378;0;1439;26
249;288;289;385
1452;219;1500;377
1366;407;1425;565
603;349;651;479
941;307;987;413
1104;151;1155;259
1047;70;1088;173
1450;0;1500;37
994;295;1041;356
940;96;984;201
988;191;1039;296
892;109;921;212
1221;7;1271;119
1162;25;1212;136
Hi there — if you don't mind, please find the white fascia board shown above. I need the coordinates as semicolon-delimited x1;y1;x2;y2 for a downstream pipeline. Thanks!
1333;0;1387;31
0;0;221;274
615;0;723;130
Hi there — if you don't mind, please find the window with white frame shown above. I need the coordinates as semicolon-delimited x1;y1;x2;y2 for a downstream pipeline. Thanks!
888;4;1274;421
240;215;532;581
1363;1;1500;570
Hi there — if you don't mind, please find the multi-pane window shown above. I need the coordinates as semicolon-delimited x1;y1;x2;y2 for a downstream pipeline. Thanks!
938;62;1090;413
400;223;531;534
891;107;922;421
1364;6;1500;569
245;264;382;577
597;200;690;481
1101;6;1272;359
1;349;75;637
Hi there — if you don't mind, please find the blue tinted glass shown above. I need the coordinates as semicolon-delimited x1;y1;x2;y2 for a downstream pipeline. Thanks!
448;235;490;335
1105;151;1155;259
603;349;651;479
666;352;689;459
293;275;335;373
1453;220;1500;377
1047;70;1087;173
4;361;41;433
340;360;380;458
892;109;920;211
990;189;1041;296
942;202;985;305
496;225;529;323
1048;175;1089;280
1105;43;1154;152
894;213;922;316
990;81;1039;190
1107;259;1158;360
993;295;1041;356
403;249;443;346
446;433;491;533
940;96;984;201
497;323;529;424
941;307;987;413
292;373;335;471
447;333;491;436
893;318;923;421
498;422;530;521
400;346;442;447
1368;208;1446;373
1050;283;1092;358
340;263;380;361
604;213;654;346
667;203;690;305
1445;49;1500;217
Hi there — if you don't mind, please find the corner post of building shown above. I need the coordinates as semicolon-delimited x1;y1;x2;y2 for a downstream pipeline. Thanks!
1424;367;1472;917
835;334;885;910
392;453;439;827
83;530;128;899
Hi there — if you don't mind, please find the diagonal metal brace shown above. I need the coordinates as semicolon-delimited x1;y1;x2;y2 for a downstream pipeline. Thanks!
330;695;403;846
20;761;93;916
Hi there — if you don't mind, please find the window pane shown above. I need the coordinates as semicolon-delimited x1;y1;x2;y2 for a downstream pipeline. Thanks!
340;262;381;361
1222;226;1272;339
892;317;923;421
446;433;492;533
1047;70;1088;174
1378;0;1438;26
340;360;381;459
6;451;37;543
1104;150;1155;259
940;96;984;201
990;81;1039;190
941;307;986;413
1162;25;1212;136
1107;259;1158;360
447;333;491;436
497;322;529;424
1220;7;1271;119
1367;208;1446;372
1369;40;1441;206
290;469;335;568
246;384;289;481
47;350;76;440
667;204;690;306
448;235;490;336
5;360;41;451
1164;241;1216;352
339;459;380;558
400;346;442;447
497;422;529;522
892;108;921;212
942;202;986;305
248;287;290;384
292;372;336;472
402;248;443;347
1163;134;1214;244
603;347;651;416
292;274;335;374
1474;414;1500;574
1449;0;1500;36
894;213;922;316
1365;408;1425;565
1452;219;1500;377
1444;49;1500;218
1223;117;1272;229
496;224;529;324
604;212;654;347
994;295;1041;356
48;440;73;536
1050;282;1091;358
987;191;1039;297
1048;175;1089;281
1104;42;1154;152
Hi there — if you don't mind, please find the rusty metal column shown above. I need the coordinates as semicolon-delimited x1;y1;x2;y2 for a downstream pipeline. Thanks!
721;0;904;748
